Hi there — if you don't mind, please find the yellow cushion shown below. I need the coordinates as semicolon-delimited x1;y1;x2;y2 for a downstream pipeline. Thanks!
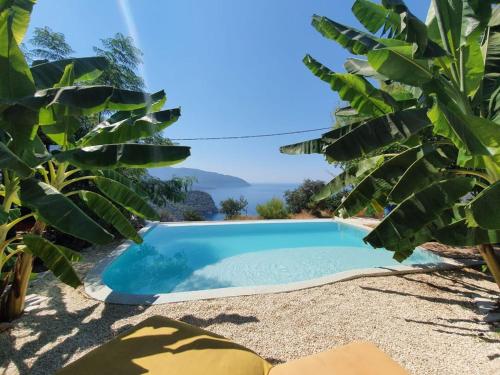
269;341;408;375
57;316;272;375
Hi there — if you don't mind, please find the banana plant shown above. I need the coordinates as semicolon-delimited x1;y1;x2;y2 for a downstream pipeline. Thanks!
281;0;500;289
0;1;190;321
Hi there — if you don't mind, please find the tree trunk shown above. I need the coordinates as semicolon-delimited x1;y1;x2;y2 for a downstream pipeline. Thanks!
478;244;500;291
0;253;33;322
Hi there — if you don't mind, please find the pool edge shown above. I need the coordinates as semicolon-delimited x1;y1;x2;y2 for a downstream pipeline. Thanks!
83;219;484;305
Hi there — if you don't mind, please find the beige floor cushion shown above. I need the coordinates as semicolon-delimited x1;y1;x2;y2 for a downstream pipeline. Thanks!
269;341;408;375
57;315;273;375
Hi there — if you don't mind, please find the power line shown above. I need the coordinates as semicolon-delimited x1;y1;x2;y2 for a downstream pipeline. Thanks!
170;127;331;141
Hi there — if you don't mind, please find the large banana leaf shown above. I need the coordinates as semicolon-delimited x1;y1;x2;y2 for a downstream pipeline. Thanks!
389;143;458;203
364;177;475;254
54;144;190;169
367;46;434;86
462;35;485;97
80;108;181;146
31;57;109;89
28;86;157;115
352;0;400;36
434;219;500;246
428;100;500;167
304;55;396;116
337;147;425;216
0;0;35;44
53;144;190;169
313;155;386;202
280;120;365;155
94;176;159;220
311;15;385;55
0;105;39;156
20;178;114;244
41;115;81;146
107;90;167;124
96;169;149;199
481;7;500;116
78;190;143;243
324;108;431;161
279;138;327;155
96;169;145;194
429;0;492;53
0;140;33;177
0;10;35;99
344;58;389;80
382;0;447;57
466;181;500;230
23;235;82;288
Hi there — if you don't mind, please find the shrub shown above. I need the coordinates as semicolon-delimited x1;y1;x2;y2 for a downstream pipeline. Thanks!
285;179;348;216
183;210;204;221
220;197;248;219
257;198;289;219
284;179;325;214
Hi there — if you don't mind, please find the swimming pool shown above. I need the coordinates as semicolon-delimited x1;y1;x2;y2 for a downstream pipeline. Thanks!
96;220;445;301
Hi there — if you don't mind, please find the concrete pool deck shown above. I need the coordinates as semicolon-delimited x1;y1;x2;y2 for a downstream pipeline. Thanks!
83;219;483;305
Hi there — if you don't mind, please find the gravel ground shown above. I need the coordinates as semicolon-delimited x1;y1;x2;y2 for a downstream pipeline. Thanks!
1;228;499;375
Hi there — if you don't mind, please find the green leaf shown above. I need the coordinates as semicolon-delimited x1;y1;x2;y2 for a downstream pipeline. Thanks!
23;235;82;288
304;55;396;116
313;155;386;202
364;177;475;255
40;115;81;146
107;90;167;124
352;0;400;36
344;58;389;80
324;108;431;161
480;7;500;116
389;144;458;203
78;190;143;243
19;178;114;244
80;108;181;146
337;146;426;217
367;46;434;86
0;140;33;177
462;35;485;97
94;176;159;220
30;57;109;89
0;10;35;99
434;219;500;246
0;0;35;44
279;138;327;155
53;144;190;169
383;0;447;57
428;100;500;167
467;181;500;230
0;105;39;159
31;86;159;115
311;15;385;55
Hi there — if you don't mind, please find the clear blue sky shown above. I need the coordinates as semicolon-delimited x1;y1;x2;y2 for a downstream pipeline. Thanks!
28;0;429;183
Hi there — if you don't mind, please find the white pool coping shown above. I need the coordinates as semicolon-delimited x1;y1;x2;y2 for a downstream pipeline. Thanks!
84;219;483;305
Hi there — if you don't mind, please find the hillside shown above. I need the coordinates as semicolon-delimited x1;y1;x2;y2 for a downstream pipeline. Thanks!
149;167;250;189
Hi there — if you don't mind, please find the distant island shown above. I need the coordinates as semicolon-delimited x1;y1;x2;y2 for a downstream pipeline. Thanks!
149;167;251;189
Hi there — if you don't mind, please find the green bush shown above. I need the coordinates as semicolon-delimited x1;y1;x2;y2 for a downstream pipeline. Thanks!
220;197;248;219
284;179;325;214
183;210;204;221
256;198;289;219
285;180;348;216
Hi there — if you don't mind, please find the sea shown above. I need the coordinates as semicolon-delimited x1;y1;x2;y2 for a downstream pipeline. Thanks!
199;183;299;220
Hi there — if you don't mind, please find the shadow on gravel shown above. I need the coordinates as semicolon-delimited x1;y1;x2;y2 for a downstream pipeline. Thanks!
180;313;259;328
0;285;146;375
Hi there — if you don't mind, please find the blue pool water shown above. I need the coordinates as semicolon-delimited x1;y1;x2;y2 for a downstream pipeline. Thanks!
102;221;442;295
